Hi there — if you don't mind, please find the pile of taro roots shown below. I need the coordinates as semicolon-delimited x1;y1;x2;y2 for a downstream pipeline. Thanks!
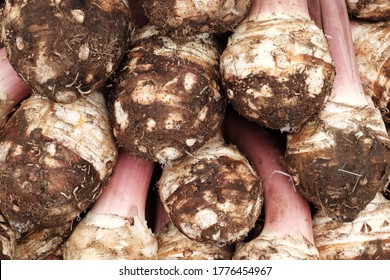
0;0;390;260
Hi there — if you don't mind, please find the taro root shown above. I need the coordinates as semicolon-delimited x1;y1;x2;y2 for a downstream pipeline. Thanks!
142;0;253;34
224;113;319;260
109;24;225;164
313;192;390;260
14;222;71;260
351;20;390;123
285;0;390;222
158;133;263;244
0;47;30;128
64;151;158;260
155;197;233;260
1;0;133;104
0;91;117;236
220;0;335;132
0;212;15;260
346;0;390;21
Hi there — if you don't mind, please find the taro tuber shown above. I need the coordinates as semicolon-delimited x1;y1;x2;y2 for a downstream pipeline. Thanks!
285;0;390;222
313;191;390;260
155;197;233;260
0;91;117;236
142;0;253;34
109;24;225;164
0;212;15;260
350;19;390;123
224;112;319;260
63;151;158;260
157;133;263;244
1;0;133;104
220;0;335;132
13;222;72;260
346;0;390;21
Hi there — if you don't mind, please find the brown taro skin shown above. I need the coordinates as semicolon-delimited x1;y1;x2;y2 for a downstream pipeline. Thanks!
109;25;225;164
285;101;390;222
0;92;117;236
13;222;71;260
0;213;15;260
346;0;390;21
158;135;263;244
142;0;253;34
313;192;390;260
1;0;133;104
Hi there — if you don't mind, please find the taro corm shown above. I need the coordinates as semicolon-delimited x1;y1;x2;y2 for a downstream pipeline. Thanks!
155;197;233;260
220;0;335;132
157;133;263;245
0;212;15;260
1;0;133;104
142;0;253;34
313;191;390;259
350;19;390;124
346;0;390;21
0;91;118;236
285;0;390;222
109;24;225;164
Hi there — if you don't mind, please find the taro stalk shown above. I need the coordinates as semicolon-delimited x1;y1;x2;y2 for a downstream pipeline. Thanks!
1;0;133;104
220;0;335;132
224;112;319;260
285;0;390;222
155;196;233;260
63;151;158;260
109;24;225;164
0;91;118;236
0;47;30;128
346;0;390;21
157;133;263;244
350;19;390;123
142;0;253;35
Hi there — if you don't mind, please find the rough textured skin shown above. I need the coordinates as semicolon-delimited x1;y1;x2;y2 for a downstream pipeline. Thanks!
220;14;335;132
14;222;71;260
0;213;15;260
109;25;225;164
346;0;390;21
1;0;133;104
352;20;390;123
234;233;319;260
63;213;158;260
285;101;390;222
157;221;233;260
0;92;117;235
313;192;390;260
158;135;263;244
143;0;253;34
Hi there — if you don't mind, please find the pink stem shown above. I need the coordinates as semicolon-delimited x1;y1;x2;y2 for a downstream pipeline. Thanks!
0;48;31;123
91;150;155;221
321;0;367;105
307;0;323;29
249;0;310;19
224;112;314;243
